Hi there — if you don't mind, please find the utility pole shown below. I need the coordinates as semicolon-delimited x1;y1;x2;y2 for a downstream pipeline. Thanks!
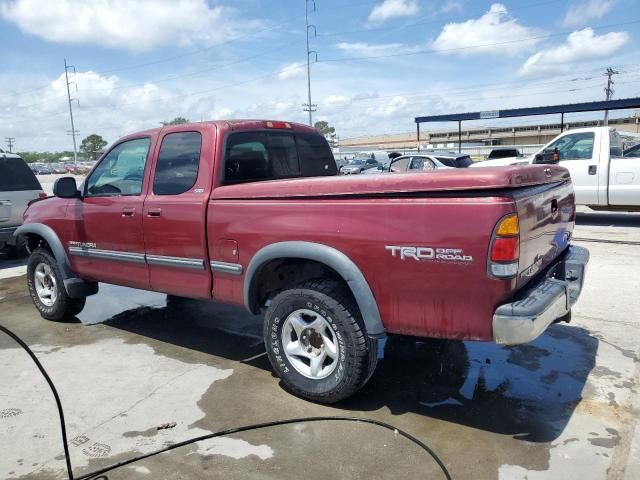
64;59;79;164
603;67;619;125
303;0;317;126
5;137;15;152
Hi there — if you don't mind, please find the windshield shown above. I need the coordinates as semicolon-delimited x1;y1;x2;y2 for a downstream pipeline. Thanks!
488;150;519;159
347;159;366;165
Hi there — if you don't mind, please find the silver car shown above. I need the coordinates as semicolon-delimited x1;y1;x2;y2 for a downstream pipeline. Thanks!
0;153;45;256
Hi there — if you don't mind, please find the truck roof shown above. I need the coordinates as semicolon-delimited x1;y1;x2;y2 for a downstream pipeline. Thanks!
117;120;319;143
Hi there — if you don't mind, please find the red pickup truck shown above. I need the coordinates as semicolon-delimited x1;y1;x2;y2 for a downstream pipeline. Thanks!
16;120;589;403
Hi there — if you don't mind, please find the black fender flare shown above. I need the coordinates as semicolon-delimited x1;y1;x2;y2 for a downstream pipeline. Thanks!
244;241;385;338
14;223;98;298
15;223;74;278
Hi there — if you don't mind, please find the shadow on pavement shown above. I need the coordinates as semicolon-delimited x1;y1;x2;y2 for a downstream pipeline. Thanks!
100;288;598;444
576;211;640;227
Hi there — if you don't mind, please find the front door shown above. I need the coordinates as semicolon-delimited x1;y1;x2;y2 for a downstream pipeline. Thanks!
68;137;153;289
143;129;213;298
546;131;600;205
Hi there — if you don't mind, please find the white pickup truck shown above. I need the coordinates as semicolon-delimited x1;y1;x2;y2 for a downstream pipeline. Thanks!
473;126;640;211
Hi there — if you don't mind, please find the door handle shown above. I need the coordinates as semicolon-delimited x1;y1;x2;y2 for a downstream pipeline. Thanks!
588;165;597;175
121;207;136;217
147;208;162;218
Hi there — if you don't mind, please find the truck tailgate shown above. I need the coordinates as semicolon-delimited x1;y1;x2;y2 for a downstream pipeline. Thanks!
513;179;575;288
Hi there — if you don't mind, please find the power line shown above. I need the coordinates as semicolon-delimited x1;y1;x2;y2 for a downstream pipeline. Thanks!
318;19;640;63
603;67;619;125
304;0;318;125
64;59;79;163
5;137;15;152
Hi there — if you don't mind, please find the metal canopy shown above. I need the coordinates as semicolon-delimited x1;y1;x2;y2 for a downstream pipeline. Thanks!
415;97;640;124
414;97;640;153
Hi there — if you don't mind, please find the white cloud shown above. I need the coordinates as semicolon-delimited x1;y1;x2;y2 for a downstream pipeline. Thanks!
336;42;418;56
519;28;630;77
431;3;543;55
0;0;261;53
563;0;616;27
277;63;305;80
440;0;463;13
368;0;419;24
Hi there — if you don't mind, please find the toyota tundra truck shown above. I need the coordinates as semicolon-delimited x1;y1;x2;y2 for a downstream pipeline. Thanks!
15;120;589;403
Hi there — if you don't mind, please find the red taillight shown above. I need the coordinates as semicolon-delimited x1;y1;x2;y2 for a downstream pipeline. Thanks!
39;192;47;199
488;214;520;279
490;237;519;262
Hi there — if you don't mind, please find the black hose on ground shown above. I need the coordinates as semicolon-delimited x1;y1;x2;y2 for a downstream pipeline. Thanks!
0;324;452;480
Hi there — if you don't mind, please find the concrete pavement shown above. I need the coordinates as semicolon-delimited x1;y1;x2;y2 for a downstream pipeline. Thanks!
0;208;638;479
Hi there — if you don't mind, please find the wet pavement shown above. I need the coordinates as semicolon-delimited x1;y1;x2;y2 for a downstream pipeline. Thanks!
1;208;638;479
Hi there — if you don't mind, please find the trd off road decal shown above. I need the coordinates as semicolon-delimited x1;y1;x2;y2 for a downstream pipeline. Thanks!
69;241;97;249
385;245;473;263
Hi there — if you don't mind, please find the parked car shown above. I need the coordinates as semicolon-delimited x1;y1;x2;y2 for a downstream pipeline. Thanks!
472;127;640;211
340;155;381;174
486;148;522;160
364;152;473;174
16;119;588;403
0;153;46;257
50;162;68;174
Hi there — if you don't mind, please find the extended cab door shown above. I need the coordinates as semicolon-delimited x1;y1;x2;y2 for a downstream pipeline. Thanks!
142;127;214;298
70;137;153;289
608;130;640;206
545;131;603;205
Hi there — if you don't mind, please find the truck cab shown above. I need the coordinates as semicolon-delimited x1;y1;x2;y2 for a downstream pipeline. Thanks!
474;126;640;211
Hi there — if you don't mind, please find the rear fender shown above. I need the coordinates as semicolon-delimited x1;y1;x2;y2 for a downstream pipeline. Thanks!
245;241;385;338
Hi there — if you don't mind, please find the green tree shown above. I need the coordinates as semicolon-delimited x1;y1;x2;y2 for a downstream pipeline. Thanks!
80;134;108;161
314;120;337;147
161;116;189;126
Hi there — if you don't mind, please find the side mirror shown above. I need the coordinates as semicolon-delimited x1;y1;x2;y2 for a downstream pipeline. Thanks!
534;148;559;164
53;177;78;198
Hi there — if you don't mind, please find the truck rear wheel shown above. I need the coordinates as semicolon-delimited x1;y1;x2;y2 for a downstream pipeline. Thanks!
27;248;86;321
264;279;377;403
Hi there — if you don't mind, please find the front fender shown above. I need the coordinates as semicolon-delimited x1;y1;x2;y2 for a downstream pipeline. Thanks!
14;223;98;298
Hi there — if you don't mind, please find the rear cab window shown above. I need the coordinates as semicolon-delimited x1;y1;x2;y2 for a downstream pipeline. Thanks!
224;131;336;184
153;132;202;195
0;156;41;191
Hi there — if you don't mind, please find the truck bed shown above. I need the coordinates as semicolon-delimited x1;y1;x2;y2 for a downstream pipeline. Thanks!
211;165;570;199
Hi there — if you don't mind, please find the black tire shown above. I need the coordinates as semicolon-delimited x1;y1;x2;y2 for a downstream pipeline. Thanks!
264;279;377;403
27;248;86;321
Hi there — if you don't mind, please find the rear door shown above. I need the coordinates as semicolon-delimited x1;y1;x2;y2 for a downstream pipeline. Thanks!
409;156;435;171
143;128;214;298
608;130;640;206
546;131;601;205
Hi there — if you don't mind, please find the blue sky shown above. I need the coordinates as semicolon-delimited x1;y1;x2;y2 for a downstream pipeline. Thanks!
1;0;639;151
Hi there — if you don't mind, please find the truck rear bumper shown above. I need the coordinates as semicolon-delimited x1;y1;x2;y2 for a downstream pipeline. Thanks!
492;245;589;345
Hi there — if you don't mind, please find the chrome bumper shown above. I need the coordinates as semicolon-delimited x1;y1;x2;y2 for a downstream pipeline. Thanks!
493;245;589;345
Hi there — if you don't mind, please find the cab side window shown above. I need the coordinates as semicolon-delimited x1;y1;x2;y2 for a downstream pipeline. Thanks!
153;132;202;195
547;132;595;161
85;138;151;196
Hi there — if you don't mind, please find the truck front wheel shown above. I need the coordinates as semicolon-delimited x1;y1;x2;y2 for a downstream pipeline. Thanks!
264;279;377;403
27;248;86;321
